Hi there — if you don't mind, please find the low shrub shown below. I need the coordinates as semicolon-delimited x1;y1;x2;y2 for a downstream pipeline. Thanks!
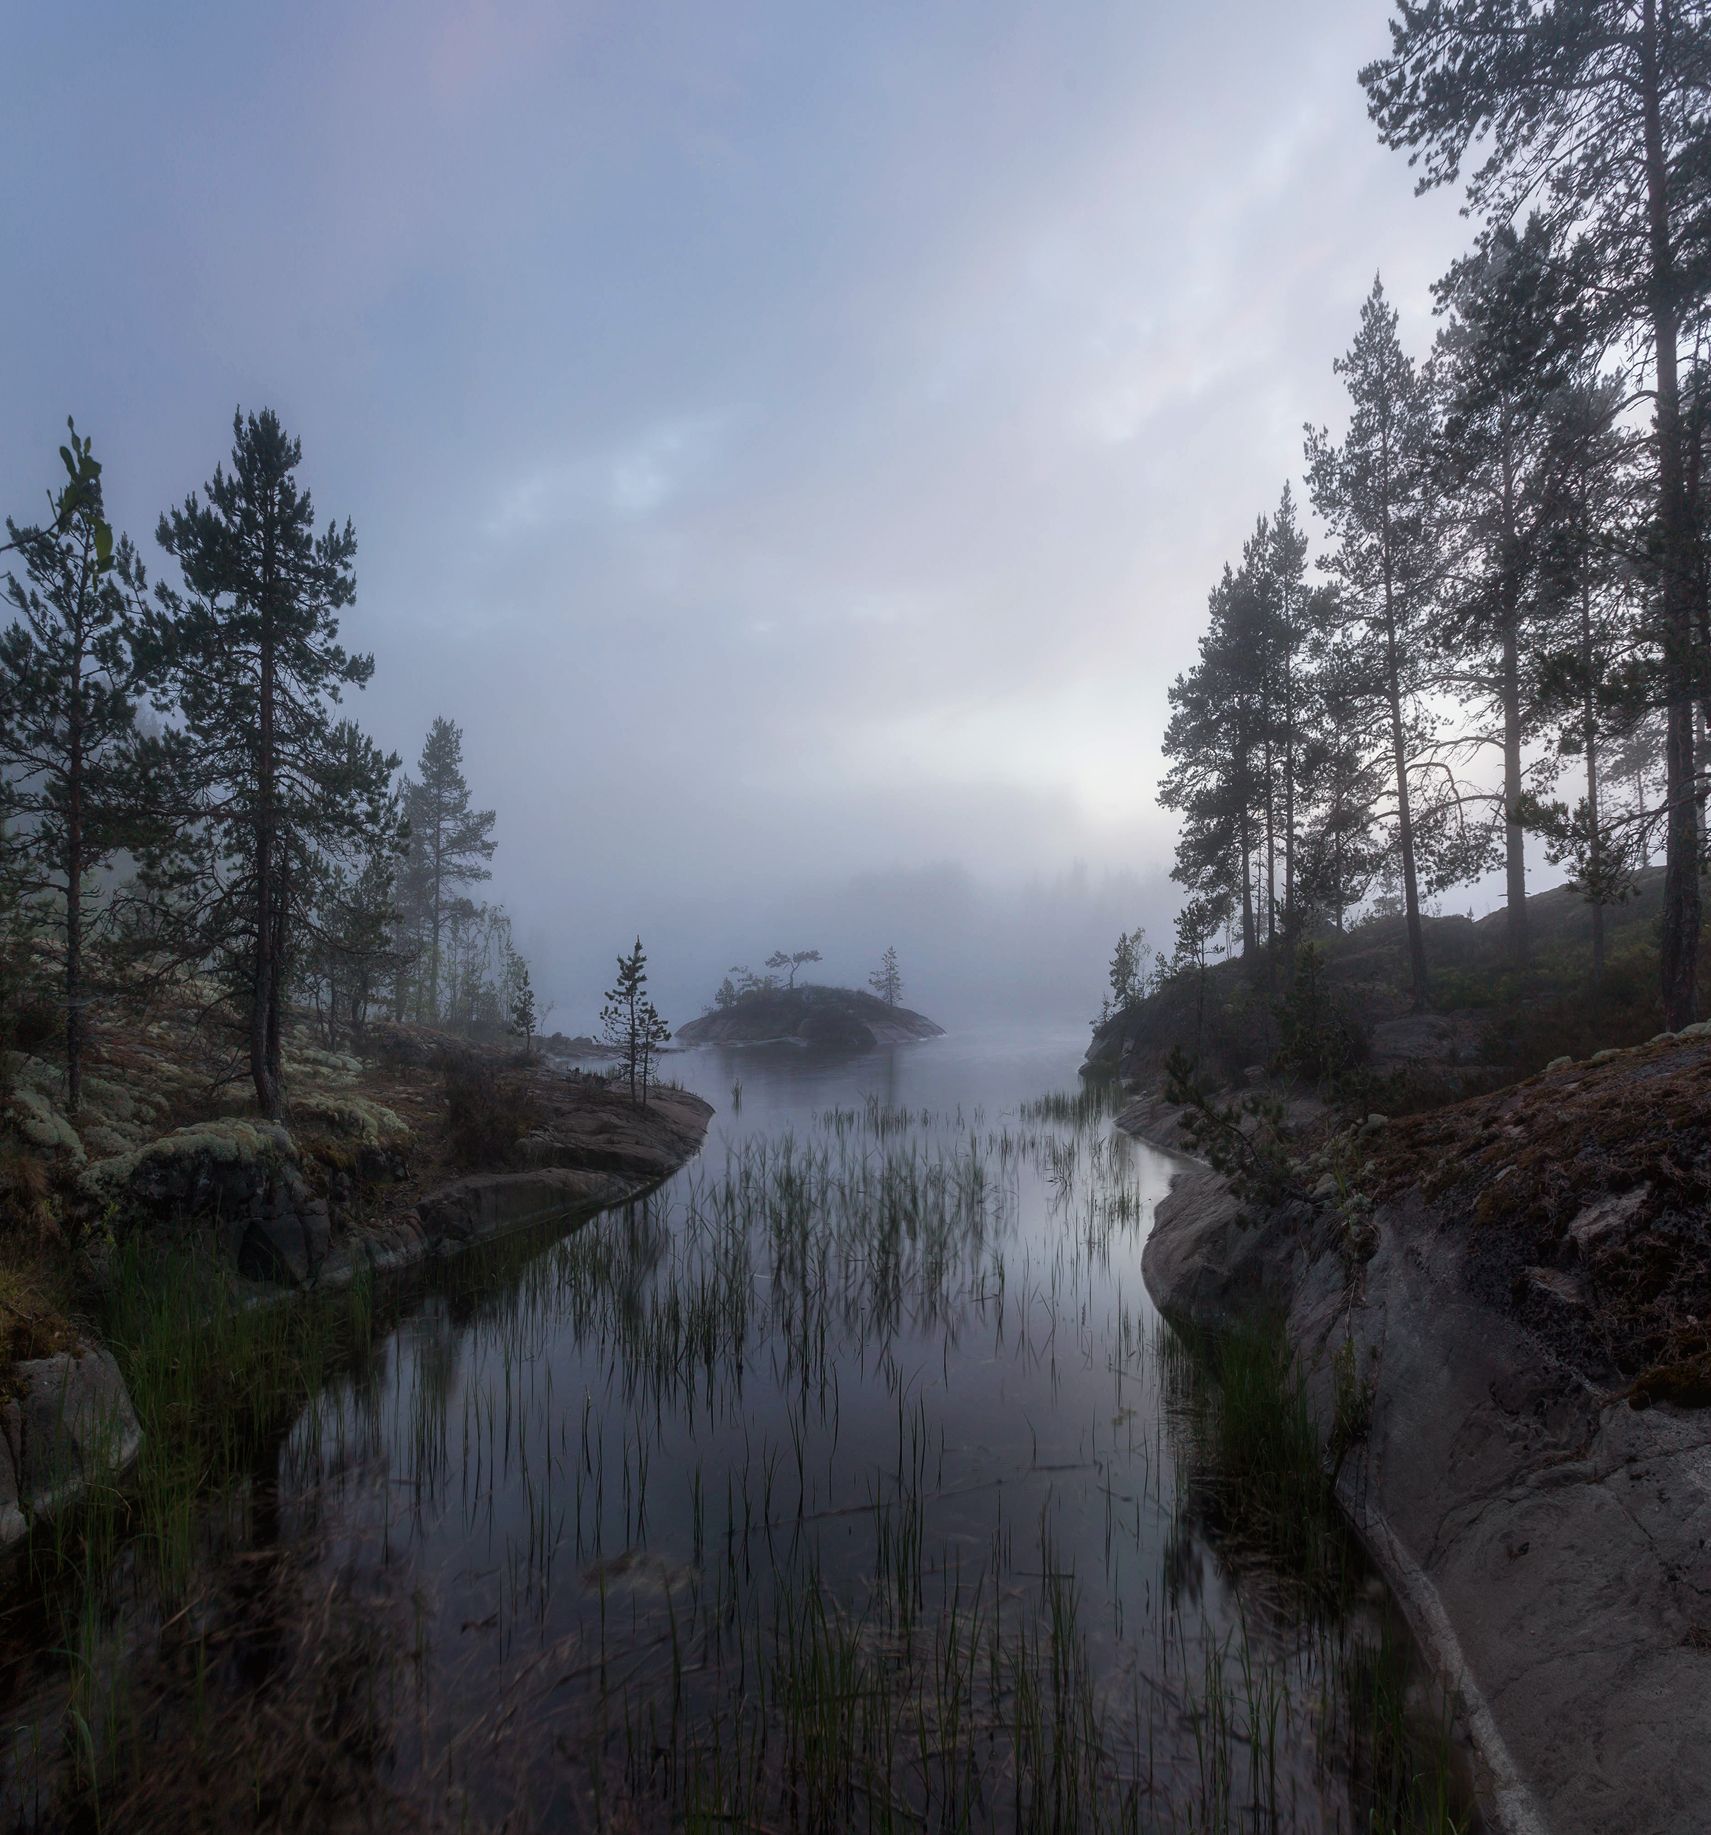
1274;943;1369;1085
442;1052;539;1169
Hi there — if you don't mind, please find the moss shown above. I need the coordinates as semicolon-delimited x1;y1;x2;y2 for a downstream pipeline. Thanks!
283;1044;364;1084
81;1117;295;1201
292;1094;410;1147
7;1087;86;1166
80;1125;131;1159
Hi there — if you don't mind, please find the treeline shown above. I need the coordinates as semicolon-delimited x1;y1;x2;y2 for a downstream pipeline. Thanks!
0;409;540;1122
709;944;905;1008
1161;5;1711;1027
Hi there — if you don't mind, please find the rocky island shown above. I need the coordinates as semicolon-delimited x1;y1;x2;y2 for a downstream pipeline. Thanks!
675;983;945;1051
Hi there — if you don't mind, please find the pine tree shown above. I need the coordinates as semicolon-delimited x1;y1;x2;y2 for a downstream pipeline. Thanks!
1161;563;1267;958
1305;280;1447;1009
1432;219;1582;966
152;408;398;1118
1172;891;1230;1064
0;424;164;1113
506;951;538;1055
1363;0;1711;1024
1106;929;1150;1012
305;814;405;1047
765;948;821;989
1264;486;1315;954
404;717;496;1023
1294;619;1390;931
442;900;512;1034
601;937;668;1103
868;945;903;1005
1525;374;1652;983
637;998;671;1104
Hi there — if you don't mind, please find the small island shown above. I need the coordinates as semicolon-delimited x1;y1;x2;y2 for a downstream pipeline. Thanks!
677;983;944;1051
677;948;944;1050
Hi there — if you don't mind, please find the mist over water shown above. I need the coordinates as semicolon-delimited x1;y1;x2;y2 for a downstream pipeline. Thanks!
536;863;1176;1039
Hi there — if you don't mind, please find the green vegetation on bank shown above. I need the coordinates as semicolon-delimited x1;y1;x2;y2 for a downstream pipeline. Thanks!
1089;867;1711;1111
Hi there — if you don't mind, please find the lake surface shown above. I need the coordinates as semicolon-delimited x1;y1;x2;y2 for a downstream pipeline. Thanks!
2;1023;1473;1832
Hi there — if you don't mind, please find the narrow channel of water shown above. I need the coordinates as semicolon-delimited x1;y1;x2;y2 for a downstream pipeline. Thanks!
2;1024;1475;1832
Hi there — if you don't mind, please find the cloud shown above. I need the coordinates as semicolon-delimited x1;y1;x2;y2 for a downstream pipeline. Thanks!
1;0;1493;1015
484;411;738;535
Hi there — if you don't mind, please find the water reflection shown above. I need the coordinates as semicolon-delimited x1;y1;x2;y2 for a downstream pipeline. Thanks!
2;1025;1473;1832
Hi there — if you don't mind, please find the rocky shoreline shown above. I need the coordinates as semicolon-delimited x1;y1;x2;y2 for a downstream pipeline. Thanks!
1;1079;712;1553
1123;1046;1711;1835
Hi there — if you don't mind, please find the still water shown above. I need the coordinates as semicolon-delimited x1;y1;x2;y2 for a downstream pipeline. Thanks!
4;1024;1471;1832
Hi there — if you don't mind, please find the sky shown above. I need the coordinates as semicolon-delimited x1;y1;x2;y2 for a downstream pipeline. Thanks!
2;1;1480;1028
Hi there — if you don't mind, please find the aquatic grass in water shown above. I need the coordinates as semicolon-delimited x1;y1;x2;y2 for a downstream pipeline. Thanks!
0;1056;1476;1833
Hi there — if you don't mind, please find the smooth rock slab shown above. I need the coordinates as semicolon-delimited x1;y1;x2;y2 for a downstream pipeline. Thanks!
1139;1121;1711;1835
416;1167;630;1248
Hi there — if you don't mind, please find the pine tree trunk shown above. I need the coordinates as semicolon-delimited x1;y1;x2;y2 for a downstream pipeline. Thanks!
253;530;283;1120
429;822;443;1026
1378;506;1429;1006
1500;420;1529;966
252;858;279;1115
1281;613;1296;960
1263;727;1277;962
268;869;286;1098
65;634;84;1118
1501;618;1528;966
1389;671;1429;1010
1582;519;1606;989
1589;731;1606;988
1239;839;1255;958
1643;0;1701;1030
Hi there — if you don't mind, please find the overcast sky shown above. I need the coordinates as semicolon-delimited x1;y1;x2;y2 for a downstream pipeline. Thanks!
3;2;1480;1026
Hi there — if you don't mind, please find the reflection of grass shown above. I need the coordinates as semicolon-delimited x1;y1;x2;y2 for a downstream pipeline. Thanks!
1163;1318;1335;1598
93;1241;375;1593
6;1093;1472;1834
6;1239;384;1829
1021;1082;1121;1128
1162;1315;1469;1833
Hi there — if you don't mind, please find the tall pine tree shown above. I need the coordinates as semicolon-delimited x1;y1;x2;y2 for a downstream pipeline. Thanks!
403;716;496;1023
1432;220;1575;966
1306;279;1446;1009
0;424;163;1113
153;409;398;1118
1363;0;1711;1023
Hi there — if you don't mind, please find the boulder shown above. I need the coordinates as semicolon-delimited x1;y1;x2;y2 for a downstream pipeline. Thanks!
83;1120;338;1289
0;1346;141;1546
238;1173;332;1287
